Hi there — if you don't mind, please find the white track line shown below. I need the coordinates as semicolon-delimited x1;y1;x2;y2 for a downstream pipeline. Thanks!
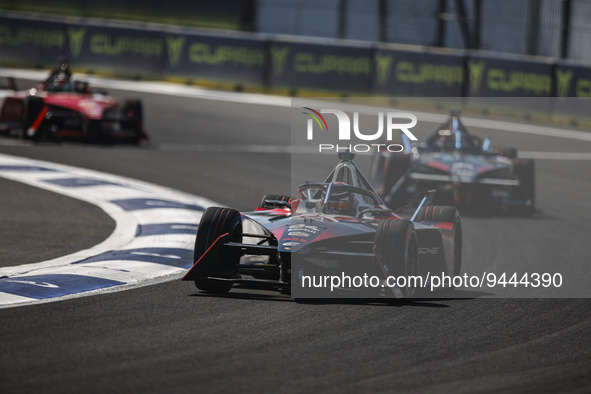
0;153;219;308
158;143;591;160
519;151;591;160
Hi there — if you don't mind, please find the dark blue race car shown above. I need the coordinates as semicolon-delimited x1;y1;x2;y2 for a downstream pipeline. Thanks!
370;109;535;215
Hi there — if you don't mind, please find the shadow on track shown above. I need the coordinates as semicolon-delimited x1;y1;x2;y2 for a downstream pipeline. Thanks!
188;287;494;308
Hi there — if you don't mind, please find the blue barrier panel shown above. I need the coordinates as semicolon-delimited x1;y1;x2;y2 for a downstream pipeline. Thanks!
554;60;591;98
64;21;163;78
0;14;67;67
552;60;591;121
268;38;373;94
5;11;591;102
466;52;554;97
371;45;465;97
161;29;267;86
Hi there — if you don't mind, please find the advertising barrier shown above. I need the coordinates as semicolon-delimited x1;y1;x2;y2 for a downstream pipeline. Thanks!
552;60;591;122
2;11;591;101
466;52;554;97
372;45;465;97
0;15;67;68
66;22;164;78
268;38;373;94
554;60;591;98
162;30;267;86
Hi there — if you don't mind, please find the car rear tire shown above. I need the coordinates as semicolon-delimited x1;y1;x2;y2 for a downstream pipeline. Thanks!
192;207;242;294
414;205;462;276
514;158;535;215
374;218;418;298
123;99;143;126
122;98;143;144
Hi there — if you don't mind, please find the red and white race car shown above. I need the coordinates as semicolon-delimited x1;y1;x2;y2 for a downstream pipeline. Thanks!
0;60;147;143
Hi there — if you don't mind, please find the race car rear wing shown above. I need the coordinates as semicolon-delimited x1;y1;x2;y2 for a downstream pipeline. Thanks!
408;172;520;186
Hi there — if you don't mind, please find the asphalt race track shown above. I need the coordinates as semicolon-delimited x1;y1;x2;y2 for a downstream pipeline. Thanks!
1;79;590;393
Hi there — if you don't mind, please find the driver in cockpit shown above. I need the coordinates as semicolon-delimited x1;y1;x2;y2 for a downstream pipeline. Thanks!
44;59;73;92
325;190;357;216
435;130;456;151
49;77;72;92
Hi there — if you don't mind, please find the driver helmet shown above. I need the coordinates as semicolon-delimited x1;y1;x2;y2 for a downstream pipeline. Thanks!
326;190;355;215
436;129;457;151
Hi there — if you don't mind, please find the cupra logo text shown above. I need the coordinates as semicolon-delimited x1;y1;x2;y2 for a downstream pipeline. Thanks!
302;107;418;152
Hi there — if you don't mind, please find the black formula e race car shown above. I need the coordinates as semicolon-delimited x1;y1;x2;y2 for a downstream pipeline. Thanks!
370;109;535;215
183;151;462;299
0;59;147;143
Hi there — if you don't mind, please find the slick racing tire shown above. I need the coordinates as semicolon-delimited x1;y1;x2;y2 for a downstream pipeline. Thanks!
122;98;143;127
21;96;45;140
414;205;462;276
374;218;418;298
259;194;292;208
514;158;535;216
122;98;143;144
193;207;242;294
